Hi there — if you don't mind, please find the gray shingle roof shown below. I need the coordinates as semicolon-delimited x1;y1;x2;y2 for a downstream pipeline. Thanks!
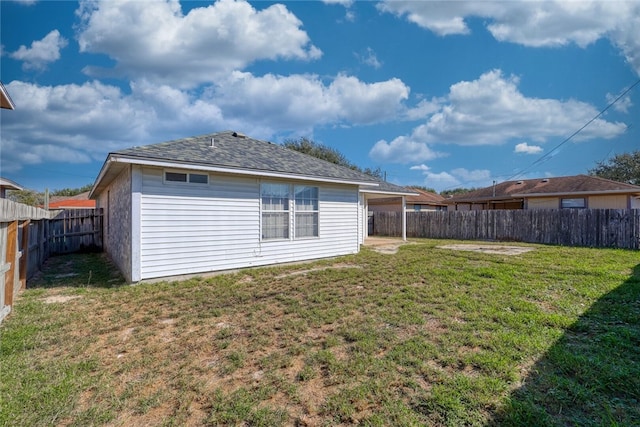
112;131;411;194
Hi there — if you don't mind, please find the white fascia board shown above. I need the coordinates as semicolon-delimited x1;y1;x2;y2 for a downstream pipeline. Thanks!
109;155;380;187
0;82;16;110
513;189;640;198
88;156;114;199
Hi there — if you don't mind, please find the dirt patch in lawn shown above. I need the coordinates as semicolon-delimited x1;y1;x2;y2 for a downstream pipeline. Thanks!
41;295;81;304
364;237;413;254
437;244;535;255
276;263;362;278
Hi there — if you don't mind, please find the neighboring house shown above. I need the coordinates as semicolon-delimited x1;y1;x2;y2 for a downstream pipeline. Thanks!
47;191;96;209
0;82;15;110
90;131;415;282
0;177;23;199
446;175;640;211
368;188;447;213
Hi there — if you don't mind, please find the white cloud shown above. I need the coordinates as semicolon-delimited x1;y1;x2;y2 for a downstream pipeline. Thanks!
423;171;460;190
606;91;633;114
8;0;38;5
378;1;640;75
410;165;493;191
372;69;626;165
322;0;354;6
10;30;68;71
356;47;382;69
414;69;625;145
369;135;443;163
1;71;411;171
515;142;543;154
76;0;322;87
404;98;442;120
208;72;409;132
409;164;430;172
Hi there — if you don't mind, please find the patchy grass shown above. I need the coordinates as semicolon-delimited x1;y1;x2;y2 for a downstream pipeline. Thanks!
1;240;638;426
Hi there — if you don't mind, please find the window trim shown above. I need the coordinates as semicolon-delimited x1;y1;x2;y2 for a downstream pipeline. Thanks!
260;182;291;241
294;185;319;240
560;197;586;209
260;182;320;241
163;169;209;185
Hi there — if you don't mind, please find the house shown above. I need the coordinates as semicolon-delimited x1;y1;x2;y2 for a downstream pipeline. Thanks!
446;175;640;211
0;81;15;110
47;191;96;209
90;131;415;282
368;188;447;213
0;177;23;199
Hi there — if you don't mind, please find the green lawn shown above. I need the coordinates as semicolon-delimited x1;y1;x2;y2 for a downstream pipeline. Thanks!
1;240;638;426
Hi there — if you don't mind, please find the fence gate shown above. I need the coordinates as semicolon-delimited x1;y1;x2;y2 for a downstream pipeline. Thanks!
49;209;103;255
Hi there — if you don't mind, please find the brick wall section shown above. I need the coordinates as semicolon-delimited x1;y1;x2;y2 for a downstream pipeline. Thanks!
96;165;132;281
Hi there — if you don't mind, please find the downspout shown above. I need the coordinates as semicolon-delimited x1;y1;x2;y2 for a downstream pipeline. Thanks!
402;195;407;241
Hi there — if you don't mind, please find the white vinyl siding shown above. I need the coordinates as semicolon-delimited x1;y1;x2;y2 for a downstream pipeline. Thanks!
139;167;360;280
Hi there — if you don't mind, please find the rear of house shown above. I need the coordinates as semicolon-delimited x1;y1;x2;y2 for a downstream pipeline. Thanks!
91;131;413;282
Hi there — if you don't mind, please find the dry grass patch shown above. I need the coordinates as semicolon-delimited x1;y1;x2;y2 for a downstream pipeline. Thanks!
2;241;639;426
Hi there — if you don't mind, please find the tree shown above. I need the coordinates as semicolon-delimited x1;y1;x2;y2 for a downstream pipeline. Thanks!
7;189;44;206
6;183;93;207
589;150;640;185
440;188;476;197
283;138;384;180
407;185;438;194
51;184;93;197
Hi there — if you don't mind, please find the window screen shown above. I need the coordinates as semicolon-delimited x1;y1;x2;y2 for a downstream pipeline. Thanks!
261;183;290;240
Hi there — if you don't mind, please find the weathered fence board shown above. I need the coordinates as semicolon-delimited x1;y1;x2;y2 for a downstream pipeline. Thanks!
49;209;103;255
1;202;103;323
371;209;640;249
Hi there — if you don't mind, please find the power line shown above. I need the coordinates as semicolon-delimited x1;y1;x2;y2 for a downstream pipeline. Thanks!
505;78;640;182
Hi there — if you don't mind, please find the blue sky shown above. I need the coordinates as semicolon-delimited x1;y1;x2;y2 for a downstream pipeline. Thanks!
1;0;639;193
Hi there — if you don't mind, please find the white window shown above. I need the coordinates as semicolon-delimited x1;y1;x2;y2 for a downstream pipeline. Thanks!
164;170;209;185
261;183;319;240
561;198;586;209
261;183;290;240
295;186;319;238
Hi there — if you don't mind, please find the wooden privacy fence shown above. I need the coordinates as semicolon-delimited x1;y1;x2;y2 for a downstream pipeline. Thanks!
371;209;640;249
1;200;103;323
49;209;103;255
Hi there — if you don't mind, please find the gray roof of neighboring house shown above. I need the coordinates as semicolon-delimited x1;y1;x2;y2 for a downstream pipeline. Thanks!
95;131;413;195
446;174;640;204
368;188;445;205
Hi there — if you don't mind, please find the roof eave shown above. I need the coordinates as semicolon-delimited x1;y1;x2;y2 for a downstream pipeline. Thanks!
445;197;523;204
91;155;380;196
513;189;640;197
0;82;15;110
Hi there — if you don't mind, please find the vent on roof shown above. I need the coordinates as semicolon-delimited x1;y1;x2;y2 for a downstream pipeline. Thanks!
232;131;246;138
516;180;523;185
210;137;215;148
541;178;549;183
